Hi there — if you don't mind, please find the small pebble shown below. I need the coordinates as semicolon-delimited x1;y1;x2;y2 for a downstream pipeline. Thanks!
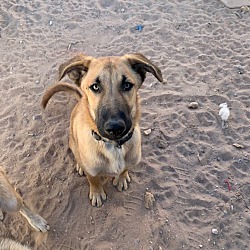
188;102;199;109
144;192;155;209
211;228;219;235
235;232;242;238
232;143;244;149
49;20;53;26
144;128;152;135
157;140;166;149
33;114;42;120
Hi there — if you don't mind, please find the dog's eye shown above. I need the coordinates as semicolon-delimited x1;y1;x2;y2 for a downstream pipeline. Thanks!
122;82;133;91
90;83;101;93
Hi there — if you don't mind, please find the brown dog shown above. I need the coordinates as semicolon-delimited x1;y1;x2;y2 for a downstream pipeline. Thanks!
0;168;49;232
42;53;163;207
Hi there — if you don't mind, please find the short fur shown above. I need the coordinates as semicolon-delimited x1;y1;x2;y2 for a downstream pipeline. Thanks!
0;238;31;250
43;53;163;207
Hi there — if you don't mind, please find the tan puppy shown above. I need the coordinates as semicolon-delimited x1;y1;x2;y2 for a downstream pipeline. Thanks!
0;168;49;249
42;53;163;207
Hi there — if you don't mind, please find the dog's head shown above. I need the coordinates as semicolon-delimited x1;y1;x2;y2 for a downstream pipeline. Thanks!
58;53;163;140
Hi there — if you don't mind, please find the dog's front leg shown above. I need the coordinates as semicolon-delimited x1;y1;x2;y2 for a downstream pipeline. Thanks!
20;203;50;232
87;175;107;207
113;169;131;192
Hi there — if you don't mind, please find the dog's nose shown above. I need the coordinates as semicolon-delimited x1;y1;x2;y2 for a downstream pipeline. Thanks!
104;119;126;138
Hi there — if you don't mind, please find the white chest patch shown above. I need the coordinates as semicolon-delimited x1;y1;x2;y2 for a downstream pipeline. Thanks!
104;143;126;175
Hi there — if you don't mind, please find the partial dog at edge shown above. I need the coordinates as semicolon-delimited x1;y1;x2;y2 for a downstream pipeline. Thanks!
0;168;49;249
42;53;163;207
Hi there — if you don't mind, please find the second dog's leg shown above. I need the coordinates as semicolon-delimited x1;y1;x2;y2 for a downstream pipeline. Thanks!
19;204;50;232
87;175;107;207
0;170;23;213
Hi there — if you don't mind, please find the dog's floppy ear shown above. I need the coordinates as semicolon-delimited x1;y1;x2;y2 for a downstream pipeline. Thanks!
123;53;163;83
58;54;93;86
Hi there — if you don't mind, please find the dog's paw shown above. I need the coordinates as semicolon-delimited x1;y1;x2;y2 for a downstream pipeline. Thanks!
89;188;107;207
20;208;50;232
113;171;131;192
76;164;84;176
29;216;50;232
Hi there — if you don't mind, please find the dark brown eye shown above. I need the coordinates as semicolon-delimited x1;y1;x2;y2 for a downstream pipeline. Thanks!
90;83;101;93
122;81;133;91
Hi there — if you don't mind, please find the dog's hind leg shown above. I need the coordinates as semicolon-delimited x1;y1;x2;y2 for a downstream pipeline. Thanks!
69;136;85;176
113;169;131;192
19;203;50;232
86;175;107;207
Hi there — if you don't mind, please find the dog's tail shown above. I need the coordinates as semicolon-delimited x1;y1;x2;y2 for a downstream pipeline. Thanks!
42;82;83;108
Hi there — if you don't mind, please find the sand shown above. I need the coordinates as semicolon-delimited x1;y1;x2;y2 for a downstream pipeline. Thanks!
0;0;250;249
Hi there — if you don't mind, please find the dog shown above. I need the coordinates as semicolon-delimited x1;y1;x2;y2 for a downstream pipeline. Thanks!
0;168;49;249
42;53;163;207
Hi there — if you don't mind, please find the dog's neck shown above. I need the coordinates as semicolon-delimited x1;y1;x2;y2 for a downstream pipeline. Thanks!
91;130;134;148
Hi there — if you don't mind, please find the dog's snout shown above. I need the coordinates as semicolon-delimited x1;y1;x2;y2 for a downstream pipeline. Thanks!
104;119;126;138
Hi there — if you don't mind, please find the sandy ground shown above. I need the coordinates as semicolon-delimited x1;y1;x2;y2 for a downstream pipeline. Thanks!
0;0;250;249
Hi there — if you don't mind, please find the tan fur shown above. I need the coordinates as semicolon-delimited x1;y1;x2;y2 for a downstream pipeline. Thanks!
42;82;83;108
0;238;31;250
43;53;163;207
0;169;49;232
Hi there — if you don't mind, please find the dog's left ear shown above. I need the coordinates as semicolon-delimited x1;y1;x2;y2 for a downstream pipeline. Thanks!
58;54;93;86
123;53;163;83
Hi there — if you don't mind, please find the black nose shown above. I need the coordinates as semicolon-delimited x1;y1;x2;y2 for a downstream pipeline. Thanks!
104;119;126;138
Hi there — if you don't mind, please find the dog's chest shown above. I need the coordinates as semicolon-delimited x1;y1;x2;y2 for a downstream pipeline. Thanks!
90;143;126;177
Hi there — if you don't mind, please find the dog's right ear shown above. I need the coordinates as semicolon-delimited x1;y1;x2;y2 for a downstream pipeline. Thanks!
58;54;93;86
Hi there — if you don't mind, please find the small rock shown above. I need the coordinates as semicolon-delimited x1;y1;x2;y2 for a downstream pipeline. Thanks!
157;140;166;149
238;68;244;74
33;114;42;120
199;245;203;248
211;228;219;235
235;232;242;238
144;128;152;135
188;102;199;109
232;143;244;149
49;20;53;26
144;192;155;209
